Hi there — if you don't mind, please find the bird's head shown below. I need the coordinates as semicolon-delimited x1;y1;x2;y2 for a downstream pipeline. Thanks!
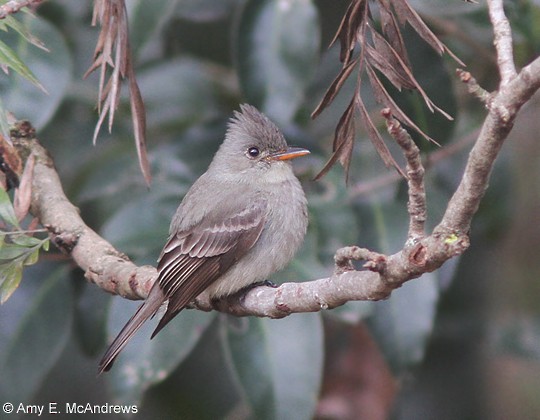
209;104;309;183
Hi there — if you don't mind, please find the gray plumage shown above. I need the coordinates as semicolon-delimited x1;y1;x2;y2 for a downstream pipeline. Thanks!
98;104;309;373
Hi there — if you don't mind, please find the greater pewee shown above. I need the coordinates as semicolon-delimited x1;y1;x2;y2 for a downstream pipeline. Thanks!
99;104;309;372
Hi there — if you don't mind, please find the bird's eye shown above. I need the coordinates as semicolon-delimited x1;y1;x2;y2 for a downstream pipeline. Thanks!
247;147;260;158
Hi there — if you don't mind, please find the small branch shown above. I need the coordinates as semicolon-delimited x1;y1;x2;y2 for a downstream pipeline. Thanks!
437;58;540;234
382;109;427;240
456;69;492;104
487;0;517;86
207;233;469;318
0;0;43;19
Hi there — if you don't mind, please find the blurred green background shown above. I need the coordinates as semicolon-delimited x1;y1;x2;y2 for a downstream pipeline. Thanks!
1;0;540;418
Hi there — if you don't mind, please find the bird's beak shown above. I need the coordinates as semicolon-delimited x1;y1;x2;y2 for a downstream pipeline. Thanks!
269;147;310;161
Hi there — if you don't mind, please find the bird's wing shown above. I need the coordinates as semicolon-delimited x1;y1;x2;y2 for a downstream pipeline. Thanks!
98;198;267;373
152;198;267;336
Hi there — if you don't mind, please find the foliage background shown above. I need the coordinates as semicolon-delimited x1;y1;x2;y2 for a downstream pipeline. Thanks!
1;0;540;418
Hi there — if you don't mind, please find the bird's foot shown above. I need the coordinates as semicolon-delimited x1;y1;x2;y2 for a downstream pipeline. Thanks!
250;279;279;289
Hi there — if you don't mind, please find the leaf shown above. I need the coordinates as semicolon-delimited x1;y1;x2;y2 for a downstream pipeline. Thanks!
0;14;72;129
365;64;438;144
0;39;45;92
136;58;223;130
74;282;111;356
0;188;19;229
330;0;368;64
0;267;73;402
357;98;405;176
0;261;22;304
13;152;34;222
222;313;324;420
369;271;439;371
311;56;359;119
236;0;320;125
127;0;180;55
1;14;48;52
175;0;241;21
315;97;356;181
127;63;151;186
0;235;48;303
106;298;216;404
391;0;464;65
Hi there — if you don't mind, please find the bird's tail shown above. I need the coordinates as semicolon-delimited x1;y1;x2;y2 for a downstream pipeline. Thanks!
98;288;164;374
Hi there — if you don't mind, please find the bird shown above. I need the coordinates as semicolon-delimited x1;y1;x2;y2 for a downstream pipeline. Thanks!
98;104;309;372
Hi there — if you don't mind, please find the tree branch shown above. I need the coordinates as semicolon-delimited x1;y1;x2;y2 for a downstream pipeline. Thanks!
382;109;426;240
7;8;540;318
487;0;517;86
0;0;43;19
10;122;156;301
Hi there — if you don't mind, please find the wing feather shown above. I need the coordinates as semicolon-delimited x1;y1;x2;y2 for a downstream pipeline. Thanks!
151;199;267;336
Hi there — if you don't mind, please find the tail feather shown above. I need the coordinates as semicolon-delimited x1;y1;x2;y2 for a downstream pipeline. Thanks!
98;289;165;374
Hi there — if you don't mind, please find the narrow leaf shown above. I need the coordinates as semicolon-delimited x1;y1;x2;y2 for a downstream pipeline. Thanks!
2;14;49;52
127;62;151;186
13;153;34;222
223;314;324;420
366;64;439;145
356;98;405;177
0;260;22;304
315;98;356;180
311;57;359;119
391;0;464;65
0;268;73;400
0;39;46;92
236;0;320;125
0;188;20;229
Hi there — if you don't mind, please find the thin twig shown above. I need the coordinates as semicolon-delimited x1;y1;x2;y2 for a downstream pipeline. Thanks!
487;0;517;86
0;0;43;19
456;69;492;104
382;108;427;240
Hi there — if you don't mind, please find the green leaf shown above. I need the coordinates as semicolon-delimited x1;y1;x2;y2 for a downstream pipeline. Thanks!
9;233;43;247
235;0;320;125
0;242;27;261
0;14;72;129
369;272;439;371
1;13;48;51
0;188;20;229
0;267;73;402
106;298;216;404
127;0;179;55
222;313;324;420
0;39;44;91
137;58;223;131
175;0;240;21
74;282;111;356
0;261;22;304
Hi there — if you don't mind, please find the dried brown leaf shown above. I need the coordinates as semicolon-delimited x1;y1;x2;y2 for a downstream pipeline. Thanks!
0;134;21;190
367;29;453;119
14;153;34;221
127;62;151;187
315;99;356;181
331;0;368;64
356;98;406;177
391;0;464;65
312;57;359;119
85;0;150;183
366;64;440;145
378;0;410;68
